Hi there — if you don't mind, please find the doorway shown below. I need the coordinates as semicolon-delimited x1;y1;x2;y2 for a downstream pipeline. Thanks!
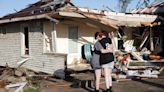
22;27;29;55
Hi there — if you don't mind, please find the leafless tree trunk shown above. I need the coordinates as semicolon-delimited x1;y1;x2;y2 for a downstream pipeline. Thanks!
118;0;133;13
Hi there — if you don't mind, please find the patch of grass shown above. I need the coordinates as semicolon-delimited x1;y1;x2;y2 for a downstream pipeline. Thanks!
24;86;40;92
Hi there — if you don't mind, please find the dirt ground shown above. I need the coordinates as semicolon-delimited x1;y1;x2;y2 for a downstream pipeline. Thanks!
1;66;163;92
39;76;164;92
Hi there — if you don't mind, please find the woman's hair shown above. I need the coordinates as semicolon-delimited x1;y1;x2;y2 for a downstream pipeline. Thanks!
101;30;108;37
94;32;99;39
94;32;105;39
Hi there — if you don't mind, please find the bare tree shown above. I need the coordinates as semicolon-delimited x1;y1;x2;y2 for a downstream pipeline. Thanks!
118;0;163;13
118;0;133;13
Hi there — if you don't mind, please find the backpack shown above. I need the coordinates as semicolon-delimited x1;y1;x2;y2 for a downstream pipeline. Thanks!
81;44;93;63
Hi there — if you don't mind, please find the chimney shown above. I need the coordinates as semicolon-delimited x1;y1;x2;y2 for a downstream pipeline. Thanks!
41;0;53;2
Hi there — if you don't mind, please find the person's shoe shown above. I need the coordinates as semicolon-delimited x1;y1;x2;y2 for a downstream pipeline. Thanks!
106;89;113;92
94;90;99;92
105;87;113;92
94;88;100;92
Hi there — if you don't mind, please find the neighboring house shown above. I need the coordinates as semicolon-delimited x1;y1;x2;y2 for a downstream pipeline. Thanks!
131;2;164;54
0;0;160;77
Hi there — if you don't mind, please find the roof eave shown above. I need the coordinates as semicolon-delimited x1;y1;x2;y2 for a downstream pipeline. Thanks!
0;14;47;24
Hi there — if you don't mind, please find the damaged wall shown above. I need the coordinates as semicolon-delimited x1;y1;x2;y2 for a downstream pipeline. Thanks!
55;20;100;65
0;18;106;75
0;20;66;78
0;23;21;67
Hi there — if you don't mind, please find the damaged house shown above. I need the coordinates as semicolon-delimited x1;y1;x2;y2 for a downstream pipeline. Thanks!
0;0;117;77
0;0;162;78
131;2;164;55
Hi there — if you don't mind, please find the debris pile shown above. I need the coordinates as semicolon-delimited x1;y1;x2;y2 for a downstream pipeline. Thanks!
0;66;48;92
115;50;164;78
114;41;164;79
114;24;164;79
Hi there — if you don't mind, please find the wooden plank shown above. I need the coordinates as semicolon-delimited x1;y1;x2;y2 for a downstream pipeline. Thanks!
150;27;154;51
141;22;161;26
131;52;145;61
139;35;149;49
45;15;59;23
127;60;164;68
111;31;117;51
59;12;86;18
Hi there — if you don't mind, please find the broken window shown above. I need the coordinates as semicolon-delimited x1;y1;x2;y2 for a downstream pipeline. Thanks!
21;27;29;55
0;27;6;35
24;27;29;55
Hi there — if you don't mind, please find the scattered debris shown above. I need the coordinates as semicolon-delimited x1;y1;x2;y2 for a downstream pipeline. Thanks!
5;82;27;92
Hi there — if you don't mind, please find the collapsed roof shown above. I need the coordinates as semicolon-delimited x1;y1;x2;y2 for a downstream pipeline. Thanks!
131;2;164;15
0;0;159;29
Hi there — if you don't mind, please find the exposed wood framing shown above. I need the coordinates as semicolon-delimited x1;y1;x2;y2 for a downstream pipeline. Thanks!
111;32;117;50
150;27;154;51
141;22;161;26
45;15;59;23
81;13;118;29
58;9;118;29
139;30;149;49
76;7;158;27
104;12;157;27
127;60;164;68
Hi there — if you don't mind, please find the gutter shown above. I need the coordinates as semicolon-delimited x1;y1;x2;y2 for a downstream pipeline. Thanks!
0;14;59;24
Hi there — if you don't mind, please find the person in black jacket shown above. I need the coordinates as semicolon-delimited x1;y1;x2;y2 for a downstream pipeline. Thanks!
98;31;114;92
92;31;114;92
